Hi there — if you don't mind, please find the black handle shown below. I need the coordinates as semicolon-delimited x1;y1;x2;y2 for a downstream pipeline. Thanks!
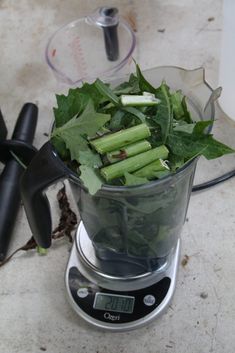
12;103;38;143
21;142;69;248
0;109;7;141
0;103;38;260
100;7;119;61
0;161;23;261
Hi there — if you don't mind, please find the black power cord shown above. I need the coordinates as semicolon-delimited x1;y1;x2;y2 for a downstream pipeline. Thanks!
192;168;235;192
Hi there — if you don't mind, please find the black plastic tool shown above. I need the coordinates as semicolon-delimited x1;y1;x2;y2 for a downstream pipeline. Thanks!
100;7;119;61
0;109;7;142
0;103;38;261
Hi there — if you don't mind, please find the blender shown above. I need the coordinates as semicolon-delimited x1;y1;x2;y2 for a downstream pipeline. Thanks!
20;65;220;331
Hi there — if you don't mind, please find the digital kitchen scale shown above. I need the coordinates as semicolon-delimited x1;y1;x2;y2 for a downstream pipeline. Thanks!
65;222;180;331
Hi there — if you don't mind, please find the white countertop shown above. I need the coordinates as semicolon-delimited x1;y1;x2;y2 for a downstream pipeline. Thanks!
1;1;235;352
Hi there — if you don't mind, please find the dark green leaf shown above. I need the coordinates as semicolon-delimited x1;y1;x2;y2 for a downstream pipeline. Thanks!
53;90;89;127
193;120;213;135
153;83;173;143
51;135;70;160
79;82;105;108
135;63;156;93
113;74;140;95
201;135;235;159
168;154;185;171
181;96;193;123
167;132;235;160
170;91;185;120
109;110;126;130
122;107;146;123
95;79;120;106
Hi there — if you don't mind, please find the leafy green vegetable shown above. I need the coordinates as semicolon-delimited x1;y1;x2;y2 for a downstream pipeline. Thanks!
153;82;173;143
50;63;235;263
94;79;120;106
113;73;140;95
51;63;234;196
52;100;110;163
167;131;234;160
170;91;185;120
79;165;104;195
53;90;89;127
135;62;156;93
78;150;102;168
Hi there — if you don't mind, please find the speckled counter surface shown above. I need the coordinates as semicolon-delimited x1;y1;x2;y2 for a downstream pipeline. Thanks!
0;1;235;352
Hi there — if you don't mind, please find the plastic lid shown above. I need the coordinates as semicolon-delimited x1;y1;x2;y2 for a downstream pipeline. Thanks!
86;7;119;27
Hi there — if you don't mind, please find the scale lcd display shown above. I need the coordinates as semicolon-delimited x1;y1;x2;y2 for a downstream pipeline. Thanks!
94;293;135;314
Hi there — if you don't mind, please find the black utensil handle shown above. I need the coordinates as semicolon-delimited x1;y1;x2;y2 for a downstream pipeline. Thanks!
100;7;119;61
0;160;23;261
12;103;38;143
21;142;69;248
0;109;7;141
0;103;38;261
103;24;119;61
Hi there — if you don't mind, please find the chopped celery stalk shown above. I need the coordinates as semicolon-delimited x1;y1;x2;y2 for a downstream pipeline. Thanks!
37;246;47;255
143;91;156;97
101;145;169;181
134;159;170;179
90;123;151;154
121;95;160;106
106;140;152;163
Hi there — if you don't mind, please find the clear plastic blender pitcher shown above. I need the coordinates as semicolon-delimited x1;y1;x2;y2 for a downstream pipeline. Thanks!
45;7;136;86
21;66;219;273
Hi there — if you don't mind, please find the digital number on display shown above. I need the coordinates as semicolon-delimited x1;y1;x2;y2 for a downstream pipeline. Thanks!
94;293;135;314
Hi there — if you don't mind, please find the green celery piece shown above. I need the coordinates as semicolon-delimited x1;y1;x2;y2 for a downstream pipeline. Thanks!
124;172;149;186
154;82;173;143
101;145;169;181
133;159;169;179
107;140;151;163
37;246;47;255
154;170;171;179
135;62;156;93
90;124;151;154
52;100;110;163
53;90;89;127
121;95;159;106
79;165;104;195
94;79;120;106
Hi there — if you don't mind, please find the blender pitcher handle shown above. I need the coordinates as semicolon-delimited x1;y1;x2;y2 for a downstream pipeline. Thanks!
21;142;68;248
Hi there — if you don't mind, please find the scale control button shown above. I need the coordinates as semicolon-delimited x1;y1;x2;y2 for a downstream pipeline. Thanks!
143;294;156;306
77;288;89;298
